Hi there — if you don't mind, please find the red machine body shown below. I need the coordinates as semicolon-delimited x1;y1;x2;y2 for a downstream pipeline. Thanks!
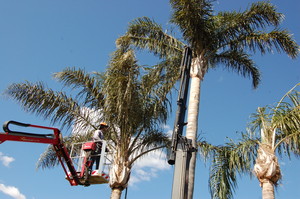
82;142;96;151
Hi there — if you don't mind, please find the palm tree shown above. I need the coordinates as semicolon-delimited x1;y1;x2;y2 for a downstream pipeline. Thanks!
117;1;299;198
5;45;171;199
208;83;300;199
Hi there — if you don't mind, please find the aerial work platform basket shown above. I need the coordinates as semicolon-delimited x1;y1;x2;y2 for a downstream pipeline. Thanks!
67;140;112;185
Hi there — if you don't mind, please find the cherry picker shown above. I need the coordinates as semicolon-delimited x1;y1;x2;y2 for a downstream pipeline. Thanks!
0;120;111;186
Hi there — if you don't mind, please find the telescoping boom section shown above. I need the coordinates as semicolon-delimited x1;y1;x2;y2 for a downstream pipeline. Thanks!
0;121;80;186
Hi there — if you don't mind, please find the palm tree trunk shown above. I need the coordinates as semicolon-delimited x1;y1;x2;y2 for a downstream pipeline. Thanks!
110;187;123;199
261;180;275;199
109;157;131;199
186;70;201;149
186;72;202;199
254;144;281;199
185;55;206;199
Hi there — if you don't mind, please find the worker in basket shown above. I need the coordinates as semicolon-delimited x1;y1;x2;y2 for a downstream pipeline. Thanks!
91;122;109;170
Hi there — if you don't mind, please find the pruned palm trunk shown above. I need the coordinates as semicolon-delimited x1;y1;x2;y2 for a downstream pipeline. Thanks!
186;56;207;199
109;153;131;199
254;144;281;199
110;188;123;199
262;181;275;199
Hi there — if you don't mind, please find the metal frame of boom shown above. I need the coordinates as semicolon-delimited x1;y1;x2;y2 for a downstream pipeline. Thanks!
168;47;195;199
0;120;80;186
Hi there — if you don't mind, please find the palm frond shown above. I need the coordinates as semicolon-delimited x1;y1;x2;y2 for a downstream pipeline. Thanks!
53;67;104;108
216;1;283;37
170;0;214;48
275;83;300;109
215;2;299;59
272;93;300;157
209;134;258;199
102;49;140;125
227;133;259;173
209;146;237;199
5;81;82;129
244;30;299;58
250;106;271;134
244;1;283;27
213;49;260;88
117;17;184;59
36;145;59;169
198;140;218;162
142;56;182;97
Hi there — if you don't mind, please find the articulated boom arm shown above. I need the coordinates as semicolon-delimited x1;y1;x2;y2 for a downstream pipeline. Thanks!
0;121;80;186
168;46;193;165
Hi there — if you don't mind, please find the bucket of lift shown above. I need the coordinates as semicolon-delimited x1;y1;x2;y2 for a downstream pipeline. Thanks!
67;140;112;185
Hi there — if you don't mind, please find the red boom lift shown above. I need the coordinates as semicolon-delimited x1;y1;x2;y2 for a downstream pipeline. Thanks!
0;120;111;186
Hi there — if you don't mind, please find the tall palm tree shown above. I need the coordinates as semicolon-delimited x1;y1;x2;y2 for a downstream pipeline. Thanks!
208;83;300;199
117;1;299;198
5;45;171;199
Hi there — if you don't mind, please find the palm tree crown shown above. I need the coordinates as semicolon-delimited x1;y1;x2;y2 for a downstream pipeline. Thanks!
120;0;298;88
208;83;300;199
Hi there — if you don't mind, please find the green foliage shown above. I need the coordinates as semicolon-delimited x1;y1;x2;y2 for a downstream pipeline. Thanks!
170;0;214;49
117;17;184;59
100;46;171;163
207;133;259;199
6;81;85;130
208;83;300;199
53;67;104;109
120;1;298;90
5;45;171;173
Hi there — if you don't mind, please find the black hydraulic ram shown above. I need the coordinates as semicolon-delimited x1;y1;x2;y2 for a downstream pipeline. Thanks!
168;47;192;165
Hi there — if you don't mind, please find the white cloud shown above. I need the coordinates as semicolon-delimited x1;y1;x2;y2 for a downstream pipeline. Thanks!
163;124;173;137
128;125;173;186
0;152;15;167
134;151;170;170
129;150;170;186
0;184;26;199
72;107;103;135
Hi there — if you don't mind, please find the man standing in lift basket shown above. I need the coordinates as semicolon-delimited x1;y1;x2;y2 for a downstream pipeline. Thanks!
91;122;109;170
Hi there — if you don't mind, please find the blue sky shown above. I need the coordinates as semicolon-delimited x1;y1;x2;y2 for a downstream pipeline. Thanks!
0;0;299;199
